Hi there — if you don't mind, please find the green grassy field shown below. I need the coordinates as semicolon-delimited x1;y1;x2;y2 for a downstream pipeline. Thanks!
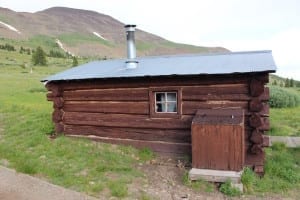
0;48;299;198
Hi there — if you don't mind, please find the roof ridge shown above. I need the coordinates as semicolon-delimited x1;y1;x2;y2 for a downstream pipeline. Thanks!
136;50;272;60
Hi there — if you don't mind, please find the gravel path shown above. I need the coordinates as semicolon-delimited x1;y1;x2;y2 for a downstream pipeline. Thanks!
0;166;98;200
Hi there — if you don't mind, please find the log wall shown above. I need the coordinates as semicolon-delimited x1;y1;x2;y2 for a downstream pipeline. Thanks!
46;73;270;172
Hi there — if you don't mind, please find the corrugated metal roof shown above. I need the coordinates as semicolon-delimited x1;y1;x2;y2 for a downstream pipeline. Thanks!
42;50;276;82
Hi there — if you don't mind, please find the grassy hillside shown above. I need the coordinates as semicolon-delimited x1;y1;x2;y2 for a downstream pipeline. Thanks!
0;7;229;58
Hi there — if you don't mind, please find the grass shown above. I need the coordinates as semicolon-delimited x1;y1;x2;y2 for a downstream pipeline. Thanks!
182;171;215;193
241;144;300;197
269;106;300;136
57;33;114;47
0;53;151;198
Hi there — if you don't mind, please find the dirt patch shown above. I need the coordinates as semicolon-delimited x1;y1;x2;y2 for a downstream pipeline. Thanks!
128;156;224;200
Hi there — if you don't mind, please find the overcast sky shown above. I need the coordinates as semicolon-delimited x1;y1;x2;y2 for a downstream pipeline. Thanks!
1;0;300;80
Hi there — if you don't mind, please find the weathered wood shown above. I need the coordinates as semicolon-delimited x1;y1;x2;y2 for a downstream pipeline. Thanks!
64;101;149;114
64;125;191;143
46;92;54;101
52;109;63;123
254;165;264;176
250;129;263;144
262;135;270;147
63;112;193;129
63;88;148;101
67;134;191;154
53;97;64;108
249;113;263;128
250;79;265;97
258;118;270;131
183;84;248;95
54;122;64;133
245;152;265;166
60;74;256;91
183;101;248;115
192;124;244;171
250;144;263;154
46;83;63;97
189;168;242;183
249;98;263;112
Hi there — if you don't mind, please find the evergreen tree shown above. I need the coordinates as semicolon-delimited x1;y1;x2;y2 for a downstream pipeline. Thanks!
72;56;78;67
285;78;290;87
32;46;47;66
273;80;277;86
290;78;294;87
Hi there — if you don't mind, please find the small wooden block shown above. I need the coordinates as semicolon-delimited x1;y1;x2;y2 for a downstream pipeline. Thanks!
189;168;243;183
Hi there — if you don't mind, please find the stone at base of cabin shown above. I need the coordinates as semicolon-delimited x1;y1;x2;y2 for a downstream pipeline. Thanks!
188;168;243;184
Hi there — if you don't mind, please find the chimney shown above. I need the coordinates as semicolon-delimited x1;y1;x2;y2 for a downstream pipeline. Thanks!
125;24;138;69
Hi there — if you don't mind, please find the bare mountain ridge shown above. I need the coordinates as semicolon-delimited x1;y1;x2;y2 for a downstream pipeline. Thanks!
0;7;228;57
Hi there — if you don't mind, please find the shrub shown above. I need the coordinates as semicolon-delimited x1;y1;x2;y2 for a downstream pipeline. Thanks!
269;86;300;108
219;180;241;196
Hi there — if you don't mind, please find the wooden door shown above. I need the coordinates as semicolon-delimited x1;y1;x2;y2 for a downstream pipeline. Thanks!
191;109;244;171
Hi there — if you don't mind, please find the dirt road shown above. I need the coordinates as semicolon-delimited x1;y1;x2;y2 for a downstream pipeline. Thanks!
0;166;98;200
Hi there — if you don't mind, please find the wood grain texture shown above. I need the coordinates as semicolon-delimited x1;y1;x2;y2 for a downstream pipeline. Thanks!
63;112;193;129
183;101;248;115
192;124;244;171
63;88;148;101
250;79;265;97
67;134;191;154
64;101;149;114
64;125;191;143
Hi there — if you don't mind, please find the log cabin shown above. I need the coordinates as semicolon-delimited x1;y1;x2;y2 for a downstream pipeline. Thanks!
42;25;276;175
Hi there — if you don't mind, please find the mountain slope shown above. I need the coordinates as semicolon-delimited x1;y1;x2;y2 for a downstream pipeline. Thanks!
0;7;228;58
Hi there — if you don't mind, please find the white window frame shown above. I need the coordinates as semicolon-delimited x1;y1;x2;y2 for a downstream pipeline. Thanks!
154;92;178;113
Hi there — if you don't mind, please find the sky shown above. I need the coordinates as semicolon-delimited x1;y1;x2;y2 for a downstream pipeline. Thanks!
1;0;300;80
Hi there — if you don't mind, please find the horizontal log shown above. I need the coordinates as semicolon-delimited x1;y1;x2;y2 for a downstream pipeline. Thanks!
254;165;264;176
258;118;270;131
64;125;191;143
46;92;54;101
250;79;265;97
262;135;270;147
53;97;64;108
63;112;193;129
182;84;248;100
46;83;63;97
245;151;265;166
52;109;63;123
54;122;64;133
249;113;263;128
182;101;248;115
59;74;256;91
250;144;263;155
183;84;248;95
250;129;263;144
67;135;191;154
63;101;149;115
249;98;263;112
63;88;148;101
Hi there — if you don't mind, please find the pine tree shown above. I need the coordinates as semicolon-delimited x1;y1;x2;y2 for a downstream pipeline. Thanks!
32;46;47;66
72;56;78;67
285;78;290;87
290;78;294;87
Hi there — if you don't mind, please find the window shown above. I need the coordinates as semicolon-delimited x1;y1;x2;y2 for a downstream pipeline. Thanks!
149;88;182;118
155;92;177;113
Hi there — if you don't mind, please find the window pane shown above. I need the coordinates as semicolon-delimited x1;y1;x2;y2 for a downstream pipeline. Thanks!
156;103;167;112
167;93;176;101
156;103;162;112
156;93;165;102
167;102;177;112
